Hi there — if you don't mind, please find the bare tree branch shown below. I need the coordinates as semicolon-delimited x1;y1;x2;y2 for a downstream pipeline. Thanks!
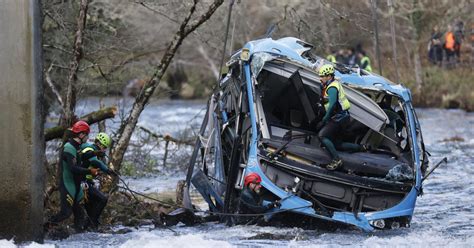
109;0;225;176
136;1;179;24
138;125;194;146
43;44;73;55
320;0;372;34
45;63;65;114
64;0;89;127
197;43;219;79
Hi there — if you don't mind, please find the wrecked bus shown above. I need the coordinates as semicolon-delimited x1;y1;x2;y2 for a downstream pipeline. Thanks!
182;37;436;231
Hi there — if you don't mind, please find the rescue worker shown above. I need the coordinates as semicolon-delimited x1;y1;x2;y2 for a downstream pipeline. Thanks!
48;121;99;230
444;24;456;65
237;173;280;224
80;132;112;229
326;51;337;63
357;51;372;72
453;21;464;63
316;64;359;170
428;25;443;65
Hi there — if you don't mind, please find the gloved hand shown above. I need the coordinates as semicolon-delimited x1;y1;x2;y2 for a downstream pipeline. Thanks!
90;168;99;176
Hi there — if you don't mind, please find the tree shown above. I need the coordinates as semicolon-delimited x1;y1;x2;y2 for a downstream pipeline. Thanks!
109;0;225;176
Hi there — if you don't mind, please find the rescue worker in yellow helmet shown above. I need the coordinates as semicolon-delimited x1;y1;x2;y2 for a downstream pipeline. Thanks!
316;64;361;170
79;132;113;229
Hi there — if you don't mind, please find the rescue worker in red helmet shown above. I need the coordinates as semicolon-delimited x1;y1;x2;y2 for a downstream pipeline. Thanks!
48;121;99;231
237;172;281;224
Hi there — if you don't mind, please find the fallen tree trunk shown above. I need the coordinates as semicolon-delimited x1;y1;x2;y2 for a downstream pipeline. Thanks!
137;125;194;146
45;106;117;141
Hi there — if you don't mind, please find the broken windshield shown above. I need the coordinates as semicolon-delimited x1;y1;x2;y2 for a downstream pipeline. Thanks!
251;52;277;76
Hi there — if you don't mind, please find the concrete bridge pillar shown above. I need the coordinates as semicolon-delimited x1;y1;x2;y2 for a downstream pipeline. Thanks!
0;0;44;243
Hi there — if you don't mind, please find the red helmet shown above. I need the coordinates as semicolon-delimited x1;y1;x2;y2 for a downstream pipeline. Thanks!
71;120;90;134
244;173;262;187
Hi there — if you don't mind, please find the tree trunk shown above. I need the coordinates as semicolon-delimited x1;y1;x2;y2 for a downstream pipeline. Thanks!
98;98;106;132
197;44;219;80
45;64;65;114
403;39;413;69
413;43;423;92
45;106;117;141
370;0;382;75
109;0;225;175
318;0;331;54
387;0;400;83
63;0;89;127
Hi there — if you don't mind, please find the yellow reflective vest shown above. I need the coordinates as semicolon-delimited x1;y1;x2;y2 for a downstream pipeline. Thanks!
326;54;336;63
81;146;95;180
361;56;372;72
323;80;351;112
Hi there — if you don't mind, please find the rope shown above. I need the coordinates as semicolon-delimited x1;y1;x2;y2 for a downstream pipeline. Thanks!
113;174;177;233
114;172;316;218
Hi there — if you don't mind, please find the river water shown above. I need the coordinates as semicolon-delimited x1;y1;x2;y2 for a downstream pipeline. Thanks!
4;100;474;247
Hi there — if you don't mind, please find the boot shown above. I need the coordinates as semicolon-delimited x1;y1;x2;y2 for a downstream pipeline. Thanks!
326;159;343;170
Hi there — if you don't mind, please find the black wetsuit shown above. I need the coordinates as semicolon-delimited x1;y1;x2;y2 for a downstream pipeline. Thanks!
80;143;109;228
49;139;90;230
318;80;361;161
237;187;274;224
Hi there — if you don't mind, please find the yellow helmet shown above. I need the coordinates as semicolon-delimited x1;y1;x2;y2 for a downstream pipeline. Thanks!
318;64;335;77
96;132;111;148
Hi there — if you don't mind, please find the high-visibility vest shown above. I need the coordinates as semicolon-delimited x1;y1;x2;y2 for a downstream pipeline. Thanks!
81;146;96;180
445;32;455;51
323;80;351;112
361;56;372;72
326;54;336;63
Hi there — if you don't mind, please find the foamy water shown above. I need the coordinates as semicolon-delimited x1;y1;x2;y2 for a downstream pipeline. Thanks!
7;102;473;247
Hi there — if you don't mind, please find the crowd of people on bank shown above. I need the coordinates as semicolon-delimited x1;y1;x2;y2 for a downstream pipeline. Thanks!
325;20;469;71
326;45;372;72
428;21;466;67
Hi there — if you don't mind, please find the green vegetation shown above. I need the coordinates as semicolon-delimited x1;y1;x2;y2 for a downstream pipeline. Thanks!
404;66;474;111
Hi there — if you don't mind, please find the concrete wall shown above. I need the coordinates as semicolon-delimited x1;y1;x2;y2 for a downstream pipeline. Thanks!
0;0;44;242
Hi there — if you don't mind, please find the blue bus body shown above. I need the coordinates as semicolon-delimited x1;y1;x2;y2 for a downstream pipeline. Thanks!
186;37;428;231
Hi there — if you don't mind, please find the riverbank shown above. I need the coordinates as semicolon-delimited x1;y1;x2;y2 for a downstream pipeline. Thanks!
82;65;473;112
406;66;474;112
